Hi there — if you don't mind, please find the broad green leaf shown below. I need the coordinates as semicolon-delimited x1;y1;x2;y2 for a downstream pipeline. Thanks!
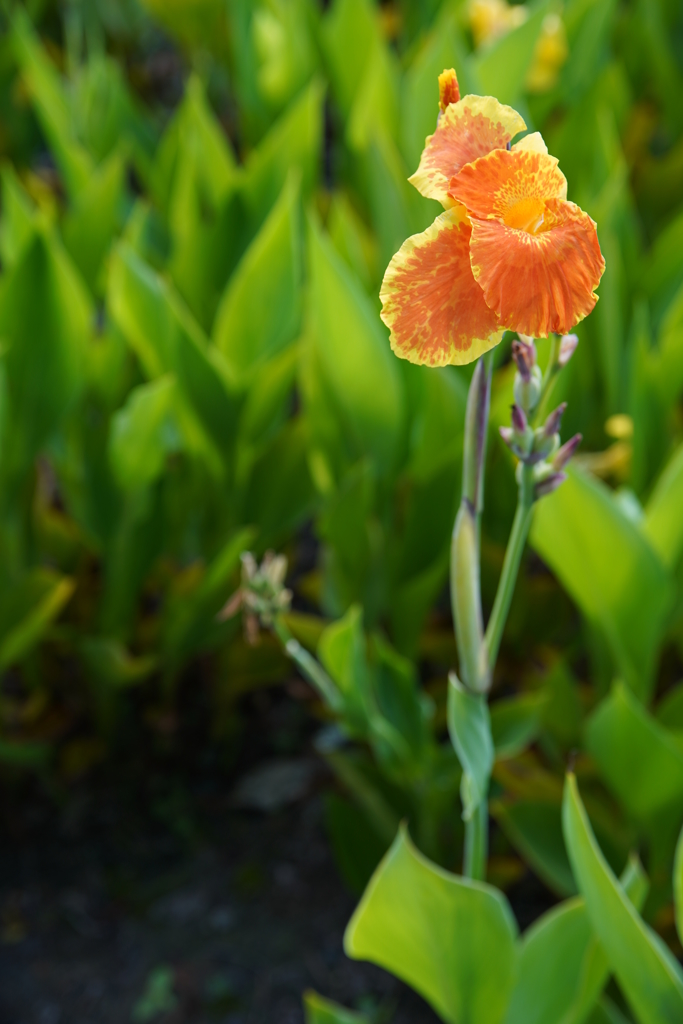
109;376;180;493
504;857;648;1024
238;343;299;448
160;76;240;325
354;128;432;272
530;466;674;700
643;440;683;569
0;230;89;480
318;604;371;727
242;78;324;220
586;682;683;819
640;206;683;313
491;692;545;760
303;990;372;1024
320;0;380;118
327;191;378;291
317;460;376;613
346;37;399;151
563;774;683;1024
448;674;493;818
153;74;236;214
72;54;140;165
0;165;36;268
345;826;519;1024
213;173;302;385
307;217;403;474
475;0;553;105
62;149;124;293
0;571;75;672
675;825;683;946
254;0;318;111
108;244;240;461
656;683;683;732
12;9;92;196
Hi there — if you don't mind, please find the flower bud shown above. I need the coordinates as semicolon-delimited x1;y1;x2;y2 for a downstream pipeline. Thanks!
529;428;559;464
513;364;542;413
438;68;460;113
511;403;528;434
558;333;579;368
511;337;536;382
535;470;567;499
543;402;567;437
553;432;582;470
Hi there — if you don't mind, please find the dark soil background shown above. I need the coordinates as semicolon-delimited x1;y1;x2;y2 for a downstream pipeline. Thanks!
0;684;443;1024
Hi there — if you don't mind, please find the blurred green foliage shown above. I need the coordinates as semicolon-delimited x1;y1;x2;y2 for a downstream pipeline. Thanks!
1;0;683;977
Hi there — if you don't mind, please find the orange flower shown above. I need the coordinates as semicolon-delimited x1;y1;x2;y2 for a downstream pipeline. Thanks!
380;72;605;366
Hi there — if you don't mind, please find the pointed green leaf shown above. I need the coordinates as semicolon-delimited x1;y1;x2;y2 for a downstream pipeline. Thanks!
643;441;683;569
109;376;180;493
586;682;683;819
12;9;92;196
108;244;240;459
303;990;372;1024
530;466;674;700
213;174;302;384
504;857;648;1024
242;78;324;219
0;165;36;268
0;571;75;671
345;826;519;1024
320;0;380;118
306;217;403;474
62;148;124;293
675;825;683;946
563;774;683;1024
0;230;88;479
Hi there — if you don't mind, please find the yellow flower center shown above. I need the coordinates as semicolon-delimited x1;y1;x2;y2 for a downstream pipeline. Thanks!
504;197;547;234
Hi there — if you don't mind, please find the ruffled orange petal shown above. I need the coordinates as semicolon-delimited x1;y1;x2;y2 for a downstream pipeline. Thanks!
448;147;567;219
380;206;503;367
468;199;605;336
409;95;526;206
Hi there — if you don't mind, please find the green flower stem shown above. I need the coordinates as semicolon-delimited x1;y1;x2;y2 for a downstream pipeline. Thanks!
484;463;535;672
464;799;488;882
451;353;493;693
272;617;343;714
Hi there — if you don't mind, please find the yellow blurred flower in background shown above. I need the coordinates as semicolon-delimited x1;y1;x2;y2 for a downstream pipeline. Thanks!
468;1;568;94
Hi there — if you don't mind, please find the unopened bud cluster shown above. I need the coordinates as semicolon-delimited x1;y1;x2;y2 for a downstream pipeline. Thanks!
218;551;292;643
500;335;581;501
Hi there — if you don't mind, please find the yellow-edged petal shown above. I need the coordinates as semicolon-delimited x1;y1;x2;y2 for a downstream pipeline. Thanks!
409;95;526;206
380;205;503;367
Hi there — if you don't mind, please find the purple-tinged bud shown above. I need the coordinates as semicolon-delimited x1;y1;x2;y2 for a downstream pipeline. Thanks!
535;471;567;499
511;403;527;434
511;338;536;382
499;426;514;447
553;432;582;470
558;334;579;368
543;402;567;438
